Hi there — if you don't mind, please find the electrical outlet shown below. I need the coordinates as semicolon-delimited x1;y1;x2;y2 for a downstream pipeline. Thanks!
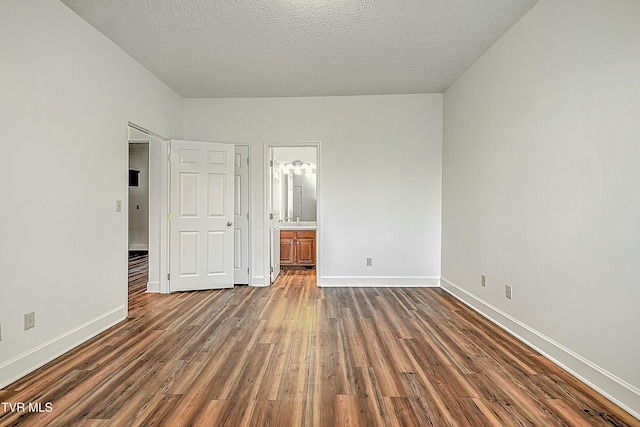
24;312;35;330
366;257;372;266
481;274;486;287
505;285;512;299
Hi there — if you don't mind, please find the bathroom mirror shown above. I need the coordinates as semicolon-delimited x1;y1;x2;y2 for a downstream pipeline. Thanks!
272;147;317;222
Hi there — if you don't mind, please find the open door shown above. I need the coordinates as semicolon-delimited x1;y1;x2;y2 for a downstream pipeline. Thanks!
233;145;250;285
169;140;234;291
269;151;281;283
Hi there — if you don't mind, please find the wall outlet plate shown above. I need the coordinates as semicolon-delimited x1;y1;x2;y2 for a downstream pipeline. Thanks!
24;312;35;330
506;285;512;299
366;257;372;266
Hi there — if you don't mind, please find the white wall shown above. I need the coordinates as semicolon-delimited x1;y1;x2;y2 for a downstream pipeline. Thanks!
0;0;182;387
183;94;442;287
128;144;150;250
442;0;640;416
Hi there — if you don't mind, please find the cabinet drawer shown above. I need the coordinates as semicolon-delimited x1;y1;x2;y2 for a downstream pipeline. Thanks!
280;231;294;238
296;230;315;239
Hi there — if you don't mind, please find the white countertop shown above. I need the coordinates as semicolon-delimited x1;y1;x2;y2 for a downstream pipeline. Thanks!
280;221;317;230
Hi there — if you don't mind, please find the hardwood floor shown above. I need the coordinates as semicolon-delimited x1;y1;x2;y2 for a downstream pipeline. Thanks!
128;251;149;301
1;258;637;426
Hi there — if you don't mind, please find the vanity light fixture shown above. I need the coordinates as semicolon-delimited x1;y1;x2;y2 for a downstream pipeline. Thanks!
283;160;311;175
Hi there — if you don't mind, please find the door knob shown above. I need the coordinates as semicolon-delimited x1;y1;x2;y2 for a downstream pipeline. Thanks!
227;221;233;226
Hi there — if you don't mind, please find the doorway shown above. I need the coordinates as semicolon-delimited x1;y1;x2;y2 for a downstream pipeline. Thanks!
128;141;149;252
128;140;150;309
126;123;169;313
125;125;251;307
266;144;319;284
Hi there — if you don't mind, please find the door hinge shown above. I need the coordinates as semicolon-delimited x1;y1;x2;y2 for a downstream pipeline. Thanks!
247;267;250;275
269;213;274;220
270;266;274;274
269;160;273;167
247;212;249;220
167;273;170;281
247;157;249;166
167;214;171;221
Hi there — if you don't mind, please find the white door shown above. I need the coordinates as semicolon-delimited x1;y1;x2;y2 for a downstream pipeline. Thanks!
269;152;281;283
234;145;249;285
169;140;234;292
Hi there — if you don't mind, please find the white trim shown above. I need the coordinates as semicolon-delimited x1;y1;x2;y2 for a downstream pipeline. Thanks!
440;277;640;420
263;142;321;286
0;306;126;389
234;144;251;286
315;143;322;286
127;122;169;142
128;244;149;251
127;123;171;295
160;139;170;293
146;280;160;293
123;118;130;318
319;276;440;287
250;275;267;287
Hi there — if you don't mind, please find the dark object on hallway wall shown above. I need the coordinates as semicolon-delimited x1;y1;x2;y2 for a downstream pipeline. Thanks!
129;169;140;187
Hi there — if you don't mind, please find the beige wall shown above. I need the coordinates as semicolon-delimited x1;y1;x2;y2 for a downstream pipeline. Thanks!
0;0;182;387
442;0;640;415
184;94;443;287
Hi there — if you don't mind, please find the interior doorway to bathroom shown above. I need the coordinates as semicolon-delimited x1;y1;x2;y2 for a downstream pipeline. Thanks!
266;144;319;284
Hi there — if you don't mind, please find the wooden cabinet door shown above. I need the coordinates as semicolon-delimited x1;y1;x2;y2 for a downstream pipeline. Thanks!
295;231;315;266
280;231;295;265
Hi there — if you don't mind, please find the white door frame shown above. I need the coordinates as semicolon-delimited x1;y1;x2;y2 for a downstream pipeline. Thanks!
124;122;171;316
125;126;254;298
263;142;321;286
268;150;281;283
234;144;251;285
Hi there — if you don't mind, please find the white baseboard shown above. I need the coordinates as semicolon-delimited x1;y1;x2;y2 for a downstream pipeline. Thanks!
319;276;440;287
250;275;268;287
0;306;126;389
440;277;640;420
128;245;149;251
146;280;160;293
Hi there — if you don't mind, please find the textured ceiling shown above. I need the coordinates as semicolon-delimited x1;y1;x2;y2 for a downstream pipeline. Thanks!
60;0;538;98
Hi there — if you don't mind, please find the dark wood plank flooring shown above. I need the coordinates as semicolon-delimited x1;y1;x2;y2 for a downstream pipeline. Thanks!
128;251;149;300
0;256;637;426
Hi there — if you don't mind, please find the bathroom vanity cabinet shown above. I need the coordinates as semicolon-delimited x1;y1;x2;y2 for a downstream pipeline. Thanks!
280;230;315;267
